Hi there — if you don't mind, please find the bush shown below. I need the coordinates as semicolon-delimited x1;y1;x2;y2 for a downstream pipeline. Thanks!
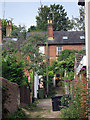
60;79;88;119
2;53;26;86
7;107;27;119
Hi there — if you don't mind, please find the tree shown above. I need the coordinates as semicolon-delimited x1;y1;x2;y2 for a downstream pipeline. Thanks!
71;6;85;31
1;19;7;37
11;25;26;39
58;49;78;61
28;25;37;32
21;34;47;72
36;4;72;31
21;34;47;95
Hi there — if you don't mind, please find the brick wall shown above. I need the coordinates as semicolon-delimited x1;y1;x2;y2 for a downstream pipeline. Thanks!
6;21;12;37
44;44;83;61
63;45;82;51
49;45;56;57
1;77;20;114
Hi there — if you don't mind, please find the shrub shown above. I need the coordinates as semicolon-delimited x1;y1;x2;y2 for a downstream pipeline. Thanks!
7;107;27;119
60;79;88;119
2;53;26;86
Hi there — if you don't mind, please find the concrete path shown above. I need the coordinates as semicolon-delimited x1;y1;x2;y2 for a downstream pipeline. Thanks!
23;98;62;118
22;86;64;118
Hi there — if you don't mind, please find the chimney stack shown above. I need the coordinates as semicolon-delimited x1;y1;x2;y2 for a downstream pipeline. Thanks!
0;19;2;44
47;20;53;40
6;20;12;37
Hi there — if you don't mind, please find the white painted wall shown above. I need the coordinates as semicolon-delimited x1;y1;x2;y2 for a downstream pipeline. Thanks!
53;75;56;87
85;1;90;119
34;72;39;98
85;0;90;80
76;55;86;75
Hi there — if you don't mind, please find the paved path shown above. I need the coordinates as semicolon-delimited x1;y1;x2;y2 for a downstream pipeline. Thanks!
23;86;64;118
23;98;62;118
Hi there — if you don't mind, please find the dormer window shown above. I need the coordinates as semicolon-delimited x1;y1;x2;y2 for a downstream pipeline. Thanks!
80;36;85;39
63;36;68;39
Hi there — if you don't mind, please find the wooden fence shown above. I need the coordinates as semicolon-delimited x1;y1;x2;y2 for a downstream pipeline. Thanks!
20;85;30;105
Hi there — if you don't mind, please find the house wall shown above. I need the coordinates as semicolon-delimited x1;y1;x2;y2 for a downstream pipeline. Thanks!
63;45;82;51
44;44;84;61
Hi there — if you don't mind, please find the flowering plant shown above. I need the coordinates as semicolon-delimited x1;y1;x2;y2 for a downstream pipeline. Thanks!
80;67;86;75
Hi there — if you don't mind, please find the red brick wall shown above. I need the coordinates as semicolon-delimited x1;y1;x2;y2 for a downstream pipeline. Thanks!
44;45;83;61
49;45;56;57
47;25;53;38
63;45;82;51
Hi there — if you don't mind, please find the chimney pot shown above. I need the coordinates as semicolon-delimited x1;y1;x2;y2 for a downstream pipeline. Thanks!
47;20;53;40
6;21;12;37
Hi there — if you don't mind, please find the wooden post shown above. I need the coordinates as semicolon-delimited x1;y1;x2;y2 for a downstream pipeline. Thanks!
46;40;49;96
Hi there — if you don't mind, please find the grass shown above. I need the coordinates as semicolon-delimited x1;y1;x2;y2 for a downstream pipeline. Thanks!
36;114;41;118
48;110;51;113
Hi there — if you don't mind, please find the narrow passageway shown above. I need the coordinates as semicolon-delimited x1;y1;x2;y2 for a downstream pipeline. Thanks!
23;98;61;118
23;85;64;118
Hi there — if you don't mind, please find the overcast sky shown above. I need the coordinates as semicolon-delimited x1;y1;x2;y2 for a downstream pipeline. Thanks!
0;0;81;30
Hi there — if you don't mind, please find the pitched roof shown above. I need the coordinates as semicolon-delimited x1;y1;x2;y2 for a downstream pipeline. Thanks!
26;31;85;45
75;53;86;68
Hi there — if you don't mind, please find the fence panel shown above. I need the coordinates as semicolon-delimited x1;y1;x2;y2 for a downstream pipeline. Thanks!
20;85;30;105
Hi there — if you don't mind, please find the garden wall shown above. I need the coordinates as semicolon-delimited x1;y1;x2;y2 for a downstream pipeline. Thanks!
1;77;20;114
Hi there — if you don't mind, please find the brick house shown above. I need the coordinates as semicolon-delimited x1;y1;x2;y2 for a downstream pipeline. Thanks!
27;20;85;62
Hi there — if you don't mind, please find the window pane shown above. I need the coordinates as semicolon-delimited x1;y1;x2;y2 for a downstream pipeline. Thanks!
57;46;62;55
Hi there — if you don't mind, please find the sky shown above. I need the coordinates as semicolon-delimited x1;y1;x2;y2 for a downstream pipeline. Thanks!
0;0;81;30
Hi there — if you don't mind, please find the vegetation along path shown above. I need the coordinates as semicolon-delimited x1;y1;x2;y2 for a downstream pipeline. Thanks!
22;98;61;118
22;86;64;118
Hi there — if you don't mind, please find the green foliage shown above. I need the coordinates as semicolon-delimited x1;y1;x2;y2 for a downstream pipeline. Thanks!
1;19;7;37
58;49;77;61
60;79;88;119
71;6;85;31
56;49;85;79
28;25;37;32
28;100;40;111
36;4;72;31
7;107;27;119
38;62;55;96
2;40;18;57
11;25;26;39
2;53;26;86
21;34;47;72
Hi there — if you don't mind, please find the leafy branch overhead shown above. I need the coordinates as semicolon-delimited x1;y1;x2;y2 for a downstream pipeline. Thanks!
21;34;47;71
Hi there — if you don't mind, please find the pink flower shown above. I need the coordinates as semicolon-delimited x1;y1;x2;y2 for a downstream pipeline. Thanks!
64;80;67;82
74;80;77;82
81;68;85;70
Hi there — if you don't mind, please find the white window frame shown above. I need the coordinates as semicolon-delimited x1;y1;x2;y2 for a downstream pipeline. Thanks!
57;46;63;55
82;45;86;51
39;46;44;54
